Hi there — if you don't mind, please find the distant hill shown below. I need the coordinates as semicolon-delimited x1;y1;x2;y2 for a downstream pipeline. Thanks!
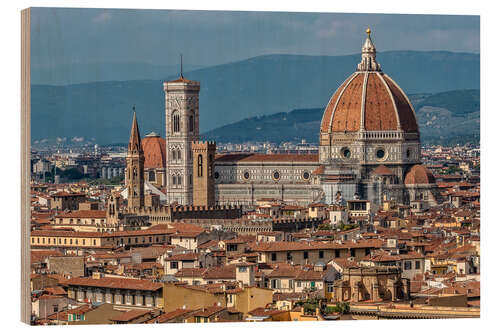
31;62;203;85
203;89;480;145
31;51;479;144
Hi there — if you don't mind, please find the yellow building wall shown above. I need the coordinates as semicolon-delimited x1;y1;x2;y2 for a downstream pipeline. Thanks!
234;287;274;315
162;284;225;313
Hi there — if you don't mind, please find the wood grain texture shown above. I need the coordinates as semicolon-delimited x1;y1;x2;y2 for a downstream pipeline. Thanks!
21;7;31;325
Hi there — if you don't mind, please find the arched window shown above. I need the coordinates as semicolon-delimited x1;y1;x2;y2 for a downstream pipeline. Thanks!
197;154;203;177
148;171;155;181
133;167;137;179
189;112;194;132
177;175;182;186
172;111;180;133
172;175;177;185
208;154;213;177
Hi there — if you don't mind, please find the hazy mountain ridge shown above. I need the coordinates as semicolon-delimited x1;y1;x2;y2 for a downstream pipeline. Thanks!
203;90;480;145
31;62;203;85
31;51;479;144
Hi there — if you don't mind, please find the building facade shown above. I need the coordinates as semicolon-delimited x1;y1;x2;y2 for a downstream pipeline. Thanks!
129;29;439;209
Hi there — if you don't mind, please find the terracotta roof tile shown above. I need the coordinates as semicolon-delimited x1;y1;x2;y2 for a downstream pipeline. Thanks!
251;239;383;252
65;276;162;291
372;165;394;176
164;252;199;261
110;309;151;322
55;210;106;219
404;164;436;185
146;309;195;323
142;135;166;169
215;153;318;163
320;71;418;134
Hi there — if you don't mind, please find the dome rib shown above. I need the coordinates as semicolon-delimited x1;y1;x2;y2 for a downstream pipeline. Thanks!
382;75;419;133
376;72;401;131
360;72;369;130
321;73;358;133
330;73;365;132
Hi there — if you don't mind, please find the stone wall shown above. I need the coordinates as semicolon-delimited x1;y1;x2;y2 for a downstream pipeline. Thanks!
48;256;85;277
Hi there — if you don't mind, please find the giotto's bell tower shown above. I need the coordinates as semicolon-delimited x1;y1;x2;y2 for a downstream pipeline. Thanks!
163;68;200;205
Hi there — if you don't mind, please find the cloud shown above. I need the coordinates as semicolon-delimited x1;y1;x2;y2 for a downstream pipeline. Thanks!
71;137;85;142
429;29;452;42
93;12;112;24
314;20;344;38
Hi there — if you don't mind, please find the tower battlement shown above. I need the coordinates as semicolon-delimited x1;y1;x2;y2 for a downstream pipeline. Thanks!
129;204;243;224
191;141;216;151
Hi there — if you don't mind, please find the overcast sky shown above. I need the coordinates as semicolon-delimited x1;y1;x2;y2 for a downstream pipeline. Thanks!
30;8;479;68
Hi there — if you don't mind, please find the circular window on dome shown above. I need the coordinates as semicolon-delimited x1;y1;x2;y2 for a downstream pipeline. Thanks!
272;170;281;181
376;148;386;160
302;171;310;180
214;171;220;179
341;147;351;159
243;171;250;180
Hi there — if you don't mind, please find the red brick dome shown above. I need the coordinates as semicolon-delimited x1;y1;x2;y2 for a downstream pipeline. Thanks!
141;132;166;169
372;165;394;176
404;164;436;185
320;30;419;135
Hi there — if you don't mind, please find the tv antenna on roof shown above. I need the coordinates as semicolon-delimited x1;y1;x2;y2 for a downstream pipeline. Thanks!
180;53;184;78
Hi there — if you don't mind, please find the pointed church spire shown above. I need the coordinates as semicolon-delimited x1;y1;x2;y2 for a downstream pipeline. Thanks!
129;107;142;153
357;27;381;72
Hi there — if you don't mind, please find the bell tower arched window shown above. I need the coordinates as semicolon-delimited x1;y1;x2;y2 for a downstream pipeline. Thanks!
189;112;194;132
172;111;180;133
197;154;203;177
208;154;213;177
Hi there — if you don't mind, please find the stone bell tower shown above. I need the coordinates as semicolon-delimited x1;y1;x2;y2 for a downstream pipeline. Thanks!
163;60;200;205
126;111;145;210
191;141;216;207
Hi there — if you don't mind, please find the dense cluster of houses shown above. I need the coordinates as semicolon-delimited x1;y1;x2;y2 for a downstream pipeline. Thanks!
29;158;480;324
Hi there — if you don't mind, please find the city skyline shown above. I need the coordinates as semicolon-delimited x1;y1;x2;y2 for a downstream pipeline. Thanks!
23;7;481;326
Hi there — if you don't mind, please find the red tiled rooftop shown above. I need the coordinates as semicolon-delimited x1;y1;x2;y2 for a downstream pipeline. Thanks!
55;210;106;219
164;252;199;261
405;164;436;185
372;165;394;176
65;276;162;291
215;153;318;163
251;239;383;252
142;134;166;169
192;305;227;317
320;72;418;133
110;309;151;322
51;191;86;197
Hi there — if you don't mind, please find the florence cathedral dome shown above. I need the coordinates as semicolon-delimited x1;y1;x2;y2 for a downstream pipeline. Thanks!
320;28;419;137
